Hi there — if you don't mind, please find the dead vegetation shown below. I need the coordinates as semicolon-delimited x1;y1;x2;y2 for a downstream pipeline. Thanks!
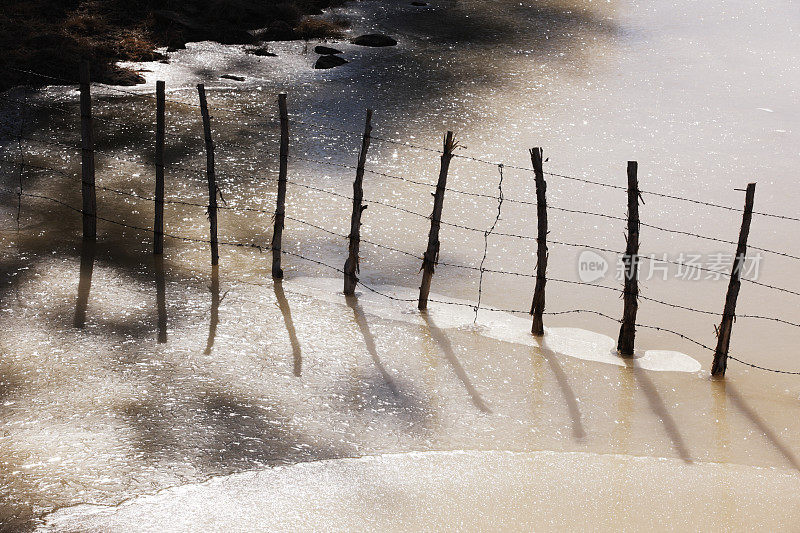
0;0;351;92
295;16;349;40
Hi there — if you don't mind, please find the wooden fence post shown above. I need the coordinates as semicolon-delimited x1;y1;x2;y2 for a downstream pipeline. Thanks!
79;60;96;240
712;183;756;376
617;161;640;356
272;93;289;278
418;131;456;310
197;84;219;266
530;147;548;335
154;80;165;255
344;109;373;295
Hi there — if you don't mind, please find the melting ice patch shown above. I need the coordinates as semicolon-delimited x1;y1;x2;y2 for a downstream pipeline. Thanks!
289;277;701;373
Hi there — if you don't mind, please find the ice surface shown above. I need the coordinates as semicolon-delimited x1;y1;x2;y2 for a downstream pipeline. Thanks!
3;0;800;528
40;450;800;532
292;276;701;373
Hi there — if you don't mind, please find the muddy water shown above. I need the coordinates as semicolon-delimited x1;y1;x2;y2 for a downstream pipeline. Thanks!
1;0;800;530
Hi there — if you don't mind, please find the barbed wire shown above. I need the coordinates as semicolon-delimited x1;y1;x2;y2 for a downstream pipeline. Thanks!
288;155;800;262
6;86;800;304
4;167;796;331
636;254;800;297
8;130;800;264
4;182;800;375
8;144;800;300
7;150;800;305
5;68;800;377
474;164;504;321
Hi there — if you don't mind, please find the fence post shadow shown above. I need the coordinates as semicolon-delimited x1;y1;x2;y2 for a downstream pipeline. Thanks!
73;239;96;329
204;266;223;355
532;336;586;441
345;295;400;397
613;363;634;454
624;357;692;463
528;347;545;421
273;280;301;377
420;312;491;413
723;381;800;471
710;379;730;461
155;255;167;343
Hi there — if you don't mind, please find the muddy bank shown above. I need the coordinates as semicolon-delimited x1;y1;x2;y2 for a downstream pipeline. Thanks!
0;0;350;92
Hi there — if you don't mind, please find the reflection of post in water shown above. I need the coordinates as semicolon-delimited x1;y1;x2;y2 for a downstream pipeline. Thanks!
273;280;301;377
609;363;635;528
711;379;730;461
204;266;220;355
155;255;167;343
346;295;399;397
533;339;586;440
612;364;634;455
73;240;96;329
421;312;490;413
529;347;545;421
710;378;734;527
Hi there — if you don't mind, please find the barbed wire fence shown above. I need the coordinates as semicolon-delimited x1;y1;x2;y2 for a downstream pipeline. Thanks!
2;67;800;376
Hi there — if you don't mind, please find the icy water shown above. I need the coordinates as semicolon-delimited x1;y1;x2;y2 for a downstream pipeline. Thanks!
2;0;800;530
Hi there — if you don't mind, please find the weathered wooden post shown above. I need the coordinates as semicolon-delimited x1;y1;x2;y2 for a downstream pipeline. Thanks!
272;93;289;278
712;183;756;376
529;147;548;335
344;109;373;295
79;60;96;240
154;80;165;255
197;84;219;266
418;131;456;310
617;161;640;356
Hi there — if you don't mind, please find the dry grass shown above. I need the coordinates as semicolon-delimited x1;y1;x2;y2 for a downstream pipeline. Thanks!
0;0;351;91
295;17;348;40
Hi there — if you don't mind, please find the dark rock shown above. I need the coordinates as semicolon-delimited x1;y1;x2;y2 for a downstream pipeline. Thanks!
314;55;348;69
314;45;343;55
351;34;397;47
247;47;278;57
221;74;245;81
411;1;428;5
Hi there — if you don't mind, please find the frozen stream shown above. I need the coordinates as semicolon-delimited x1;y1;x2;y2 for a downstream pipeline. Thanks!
1;0;800;529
